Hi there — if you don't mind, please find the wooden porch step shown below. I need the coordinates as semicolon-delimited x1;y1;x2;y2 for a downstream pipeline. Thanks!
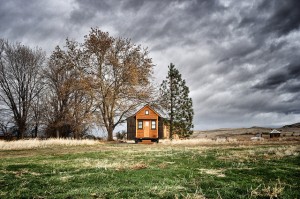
139;140;154;144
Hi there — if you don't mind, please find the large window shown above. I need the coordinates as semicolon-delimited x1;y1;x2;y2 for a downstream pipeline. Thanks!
138;120;143;129
151;120;156;130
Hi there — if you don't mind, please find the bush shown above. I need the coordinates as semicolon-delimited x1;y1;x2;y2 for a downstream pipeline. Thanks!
116;130;127;140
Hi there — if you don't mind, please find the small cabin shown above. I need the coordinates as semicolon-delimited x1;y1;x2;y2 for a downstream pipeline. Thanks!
127;105;169;143
270;129;281;138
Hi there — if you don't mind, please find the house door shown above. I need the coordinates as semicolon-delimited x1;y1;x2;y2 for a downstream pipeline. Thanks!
144;121;150;137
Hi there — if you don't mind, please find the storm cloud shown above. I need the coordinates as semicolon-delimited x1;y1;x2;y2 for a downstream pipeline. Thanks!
0;0;299;129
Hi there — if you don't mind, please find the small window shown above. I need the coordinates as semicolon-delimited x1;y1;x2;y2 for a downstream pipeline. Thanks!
145;110;149;115
138;120;143;129
151;120;156;130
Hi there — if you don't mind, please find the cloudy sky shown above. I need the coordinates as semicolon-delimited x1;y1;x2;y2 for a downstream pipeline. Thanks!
1;0;300;130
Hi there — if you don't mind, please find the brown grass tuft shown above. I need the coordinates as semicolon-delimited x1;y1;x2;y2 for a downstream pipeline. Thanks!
131;162;148;170
158;162;168;169
250;179;285;199
198;168;225;177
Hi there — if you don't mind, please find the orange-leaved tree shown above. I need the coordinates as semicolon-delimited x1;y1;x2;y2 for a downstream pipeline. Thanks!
43;40;93;138
84;28;154;141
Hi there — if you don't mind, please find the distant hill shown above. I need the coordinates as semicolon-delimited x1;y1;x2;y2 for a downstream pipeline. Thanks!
282;123;300;128
250;126;269;129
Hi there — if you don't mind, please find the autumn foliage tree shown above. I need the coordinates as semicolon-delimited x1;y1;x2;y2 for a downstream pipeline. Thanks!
43;40;93;138
84;28;154;141
43;29;153;140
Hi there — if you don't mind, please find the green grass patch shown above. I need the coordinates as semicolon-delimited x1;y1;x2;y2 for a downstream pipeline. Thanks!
0;143;299;198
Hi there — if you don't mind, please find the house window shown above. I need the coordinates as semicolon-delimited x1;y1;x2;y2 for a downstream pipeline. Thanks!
145;110;149;115
151;120;156;130
138;120;143;129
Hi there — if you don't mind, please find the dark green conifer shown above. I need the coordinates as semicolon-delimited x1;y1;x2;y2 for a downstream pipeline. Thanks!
160;63;194;139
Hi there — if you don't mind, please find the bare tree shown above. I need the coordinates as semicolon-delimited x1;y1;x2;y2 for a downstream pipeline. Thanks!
84;28;154;141
29;88;43;138
0;111;14;140
0;39;45;139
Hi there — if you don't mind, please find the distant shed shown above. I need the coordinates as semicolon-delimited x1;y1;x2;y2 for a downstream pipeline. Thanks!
270;129;281;138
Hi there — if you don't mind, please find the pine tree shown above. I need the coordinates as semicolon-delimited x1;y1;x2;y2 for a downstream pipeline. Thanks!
160;63;194;139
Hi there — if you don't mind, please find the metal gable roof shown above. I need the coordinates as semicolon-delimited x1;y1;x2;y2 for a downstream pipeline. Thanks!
270;129;281;134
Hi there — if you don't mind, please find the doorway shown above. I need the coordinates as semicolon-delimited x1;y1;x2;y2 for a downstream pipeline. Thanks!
144;120;150;137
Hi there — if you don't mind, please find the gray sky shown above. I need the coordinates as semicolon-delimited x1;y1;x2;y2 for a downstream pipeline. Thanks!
1;0;299;130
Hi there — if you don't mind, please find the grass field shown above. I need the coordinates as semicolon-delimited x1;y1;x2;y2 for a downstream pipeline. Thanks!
0;139;299;198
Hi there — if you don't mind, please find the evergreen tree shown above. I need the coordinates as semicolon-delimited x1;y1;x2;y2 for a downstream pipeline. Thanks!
160;63;194;139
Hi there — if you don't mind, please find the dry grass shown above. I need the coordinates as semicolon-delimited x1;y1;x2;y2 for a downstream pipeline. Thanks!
176;192;206;199
197;169;225;177
160;138;237;145
250;179;285;199
0;138;100;150
130;162;148;170
74;158;148;171
218;145;299;162
75;158;129;170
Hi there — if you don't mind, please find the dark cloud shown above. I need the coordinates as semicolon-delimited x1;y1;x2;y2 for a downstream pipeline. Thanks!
218;39;259;63
121;0;148;11
184;0;224;18
254;63;300;90
262;0;300;35
288;63;300;78
70;0;111;24
283;82;300;93
0;0;299;129
240;0;300;38
269;40;287;53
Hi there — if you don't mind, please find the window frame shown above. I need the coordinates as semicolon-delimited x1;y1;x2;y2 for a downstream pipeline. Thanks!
138;120;143;129
145;110;149;115
151;120;156;130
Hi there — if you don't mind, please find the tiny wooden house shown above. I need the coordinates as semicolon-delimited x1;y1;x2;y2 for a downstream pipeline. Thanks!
127;105;169;143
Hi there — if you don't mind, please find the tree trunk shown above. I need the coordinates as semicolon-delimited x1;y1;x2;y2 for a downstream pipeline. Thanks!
56;129;59;138
74;130;79;139
170;71;173;140
107;125;114;141
34;125;38;138
19;125;26;140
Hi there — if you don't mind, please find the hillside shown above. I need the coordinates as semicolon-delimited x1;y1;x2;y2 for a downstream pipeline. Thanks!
192;125;300;141
282;122;300;128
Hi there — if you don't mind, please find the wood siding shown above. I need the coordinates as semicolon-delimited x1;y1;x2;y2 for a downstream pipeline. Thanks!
126;116;136;140
136;106;158;139
158;117;164;139
135;106;158;120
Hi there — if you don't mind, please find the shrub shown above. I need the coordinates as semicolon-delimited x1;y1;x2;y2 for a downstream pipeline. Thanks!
116;130;127;140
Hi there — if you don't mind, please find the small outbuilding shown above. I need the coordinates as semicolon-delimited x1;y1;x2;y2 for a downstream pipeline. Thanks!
126;104;169;143
269;129;281;138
